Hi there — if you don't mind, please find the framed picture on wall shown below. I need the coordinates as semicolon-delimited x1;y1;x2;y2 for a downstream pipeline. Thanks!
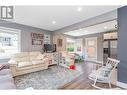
31;32;44;45
31;33;44;39
57;39;63;47
32;39;43;45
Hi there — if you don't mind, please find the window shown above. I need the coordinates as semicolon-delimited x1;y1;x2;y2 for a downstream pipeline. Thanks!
66;38;75;52
0;27;21;59
66;38;83;54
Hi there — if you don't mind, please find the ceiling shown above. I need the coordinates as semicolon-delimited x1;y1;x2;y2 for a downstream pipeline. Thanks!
64;20;117;37
11;6;120;31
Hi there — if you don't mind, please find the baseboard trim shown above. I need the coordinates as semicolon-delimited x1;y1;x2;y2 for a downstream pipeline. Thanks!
117;81;127;89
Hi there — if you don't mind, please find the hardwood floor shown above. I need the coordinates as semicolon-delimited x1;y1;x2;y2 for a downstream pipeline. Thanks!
59;62;118;89
0;62;119;89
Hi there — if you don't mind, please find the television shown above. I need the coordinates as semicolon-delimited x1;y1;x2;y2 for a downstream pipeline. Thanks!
44;44;56;53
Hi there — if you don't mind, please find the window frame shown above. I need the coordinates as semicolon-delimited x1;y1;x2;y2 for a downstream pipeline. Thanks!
0;26;21;59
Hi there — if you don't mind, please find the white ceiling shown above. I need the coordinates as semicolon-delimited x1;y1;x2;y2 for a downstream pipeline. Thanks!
12;6;120;31
64;20;117;37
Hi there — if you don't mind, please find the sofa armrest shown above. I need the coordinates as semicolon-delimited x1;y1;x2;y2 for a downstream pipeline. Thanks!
43;58;49;63
10;63;18;67
8;59;18;65
9;63;18;77
8;60;18;68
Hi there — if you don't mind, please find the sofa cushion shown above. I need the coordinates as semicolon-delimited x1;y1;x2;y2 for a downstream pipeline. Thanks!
12;52;30;62
29;52;41;56
29;52;41;60
36;53;46;60
29;56;37;61
13;52;29;58
18;61;32;67
31;60;43;65
14;57;30;62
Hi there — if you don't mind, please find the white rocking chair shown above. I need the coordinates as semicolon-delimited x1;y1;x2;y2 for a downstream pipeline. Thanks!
89;58;120;89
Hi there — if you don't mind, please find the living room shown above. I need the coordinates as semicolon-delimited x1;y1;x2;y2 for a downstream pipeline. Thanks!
0;5;127;90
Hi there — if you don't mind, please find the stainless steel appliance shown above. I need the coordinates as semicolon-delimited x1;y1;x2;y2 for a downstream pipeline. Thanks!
103;32;117;63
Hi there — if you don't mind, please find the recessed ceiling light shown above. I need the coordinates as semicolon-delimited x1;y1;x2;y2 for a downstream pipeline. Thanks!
84;30;88;32
77;7;83;12
104;26;108;29
79;28;82;30
52;20;56;24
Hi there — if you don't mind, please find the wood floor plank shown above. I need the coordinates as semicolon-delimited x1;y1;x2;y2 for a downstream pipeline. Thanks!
59;62;119;89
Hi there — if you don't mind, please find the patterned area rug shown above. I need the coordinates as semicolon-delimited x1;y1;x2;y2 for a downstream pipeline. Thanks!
14;65;83;89
0;64;10;71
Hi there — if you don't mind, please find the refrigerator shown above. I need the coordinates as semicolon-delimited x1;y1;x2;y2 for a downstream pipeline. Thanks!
103;39;117;63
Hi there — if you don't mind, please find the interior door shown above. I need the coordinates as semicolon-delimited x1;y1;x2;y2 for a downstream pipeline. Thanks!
85;37;97;61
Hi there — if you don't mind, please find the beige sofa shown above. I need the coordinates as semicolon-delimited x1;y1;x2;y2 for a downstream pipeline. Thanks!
8;52;49;77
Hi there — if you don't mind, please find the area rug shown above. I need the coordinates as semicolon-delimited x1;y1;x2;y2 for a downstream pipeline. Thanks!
14;65;83;89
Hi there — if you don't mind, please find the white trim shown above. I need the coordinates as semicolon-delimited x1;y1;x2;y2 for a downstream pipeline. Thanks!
85;37;97;61
0;26;21;33
117;81;127;89
18;31;21;52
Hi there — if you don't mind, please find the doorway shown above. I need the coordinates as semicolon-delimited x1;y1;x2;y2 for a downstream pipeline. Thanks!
85;37;97;61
